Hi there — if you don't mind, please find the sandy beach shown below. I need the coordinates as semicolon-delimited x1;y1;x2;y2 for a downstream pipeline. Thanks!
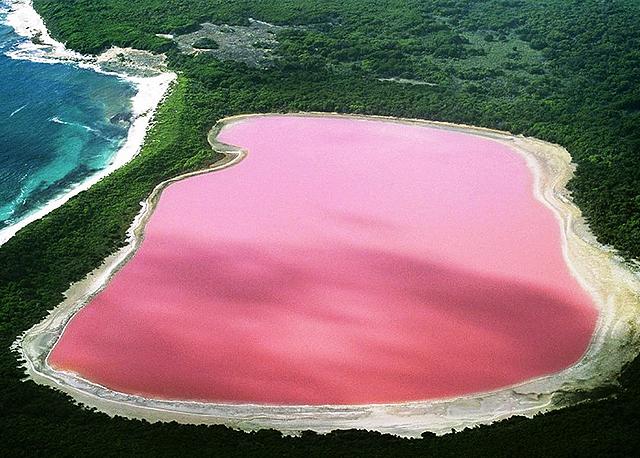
14;113;640;437
0;0;176;246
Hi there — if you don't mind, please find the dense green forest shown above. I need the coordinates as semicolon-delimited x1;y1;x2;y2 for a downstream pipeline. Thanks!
2;0;640;455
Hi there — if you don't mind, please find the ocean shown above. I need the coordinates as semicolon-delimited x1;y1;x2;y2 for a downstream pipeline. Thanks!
0;2;135;235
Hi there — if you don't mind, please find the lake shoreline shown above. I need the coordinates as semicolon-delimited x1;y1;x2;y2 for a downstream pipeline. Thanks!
15;113;640;437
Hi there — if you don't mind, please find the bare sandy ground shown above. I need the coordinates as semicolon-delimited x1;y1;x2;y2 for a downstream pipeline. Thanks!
14;113;640;437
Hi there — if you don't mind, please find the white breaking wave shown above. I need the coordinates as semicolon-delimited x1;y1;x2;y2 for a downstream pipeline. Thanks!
49;116;100;134
9;103;28;117
3;0;86;66
1;182;30;223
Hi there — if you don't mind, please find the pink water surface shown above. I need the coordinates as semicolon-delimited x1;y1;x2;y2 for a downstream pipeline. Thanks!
49;116;598;405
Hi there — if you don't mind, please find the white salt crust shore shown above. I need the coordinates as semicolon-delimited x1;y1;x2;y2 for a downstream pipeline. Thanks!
15;113;640;438
0;0;176;246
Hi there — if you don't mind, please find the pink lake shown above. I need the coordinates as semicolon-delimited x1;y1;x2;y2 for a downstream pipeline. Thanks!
49;115;598;405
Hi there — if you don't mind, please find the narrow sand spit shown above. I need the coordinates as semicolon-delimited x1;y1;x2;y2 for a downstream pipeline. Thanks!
14;113;640;437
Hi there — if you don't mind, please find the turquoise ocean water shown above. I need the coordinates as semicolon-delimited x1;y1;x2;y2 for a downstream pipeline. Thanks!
0;2;135;232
